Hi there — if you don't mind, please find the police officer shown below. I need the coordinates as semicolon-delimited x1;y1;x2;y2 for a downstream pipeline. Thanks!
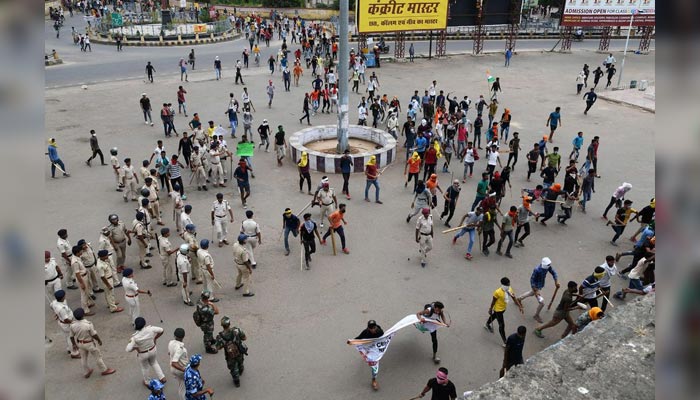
132;212;152;269
197;239;219;302
107;214;131;269
57;228;77;289
96;250;123;313
97;228;121;287
171;184;185;235
138;197;154;240
143;178;164;225
71;245;95;313
49;290;80;359
183;224;203;284
194;290;219;353
233;234;254;297
211;193;234;247
177;244;194;306
179;204;194;238
415;208;434;268
78;239;102;295
215;316;248;387
122;268;152;325
191;145;208;191
183;354;214;399
110;148;124;191
45;250;63;299
159;228;178;287
240;210;261;268
122;158;140;202
126;317;166;387
314;182;337;229
168;328;188;399
69;307;117;378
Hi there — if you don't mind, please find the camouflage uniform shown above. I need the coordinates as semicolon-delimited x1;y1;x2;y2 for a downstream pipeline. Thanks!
215;327;247;385
196;300;217;353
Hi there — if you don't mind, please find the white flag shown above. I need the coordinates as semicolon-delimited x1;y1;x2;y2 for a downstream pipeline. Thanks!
347;314;446;364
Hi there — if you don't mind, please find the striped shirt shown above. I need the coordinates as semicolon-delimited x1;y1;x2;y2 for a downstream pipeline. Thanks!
167;162;182;179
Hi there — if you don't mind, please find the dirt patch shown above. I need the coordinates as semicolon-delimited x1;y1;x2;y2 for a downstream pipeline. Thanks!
305;138;383;154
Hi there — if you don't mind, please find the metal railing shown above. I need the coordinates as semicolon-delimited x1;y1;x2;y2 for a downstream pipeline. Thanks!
93;12;233;39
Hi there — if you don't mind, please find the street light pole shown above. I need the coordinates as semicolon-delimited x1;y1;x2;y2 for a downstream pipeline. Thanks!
337;0;349;153
616;9;640;88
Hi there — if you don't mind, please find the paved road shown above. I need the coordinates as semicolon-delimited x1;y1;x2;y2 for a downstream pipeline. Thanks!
45;15;654;88
44;43;655;399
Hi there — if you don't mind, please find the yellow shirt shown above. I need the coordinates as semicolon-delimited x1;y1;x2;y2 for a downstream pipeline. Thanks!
492;287;515;312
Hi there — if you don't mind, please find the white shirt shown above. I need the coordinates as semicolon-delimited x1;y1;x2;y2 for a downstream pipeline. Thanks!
597;262;618;288
416;215;433;234
487;150;500;166
45;258;59;281
168;339;188;370
176;253;190;274
122;276;139;296
241;219;260;237
122;164;135;180
126;325;163;352
212;201;231;220
358;106;367;120
57;237;71;261
241;91;250;104
50;300;73;325
154;146;165;159
327;72;336;84
428;84;436;97
180;211;193;228
463;148;476;163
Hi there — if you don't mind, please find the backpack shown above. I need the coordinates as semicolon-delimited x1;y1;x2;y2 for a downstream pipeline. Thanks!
193;305;204;327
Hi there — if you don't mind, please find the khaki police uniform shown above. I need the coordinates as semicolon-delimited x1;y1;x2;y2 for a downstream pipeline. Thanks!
98;232;120;285
233;242;252;294
168;339;188;399
111;155;122;189
191;150;207;188
183;231;202;283
158;235;174;285
50;299;79;356
122;164;139;201
241;219;260;266
176;252;192;303
212;199;232;244
122;276;141;324
79;244;100;293
416;214;434;264
96;258;119;311
107;221;129;267
72;255;94;310
143;183;162;224
179;211;193;238
132;218;150;267
57;237;75;287
317;188;336;227
70;318;109;375
209;149;225;185
126;325;165;384
172;191;184;234
197;248;216;297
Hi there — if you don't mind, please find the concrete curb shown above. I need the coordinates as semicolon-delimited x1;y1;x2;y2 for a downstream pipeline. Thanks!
597;94;655;113
89;32;241;47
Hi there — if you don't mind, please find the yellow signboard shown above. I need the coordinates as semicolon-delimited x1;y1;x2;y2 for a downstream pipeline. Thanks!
357;0;448;33
193;24;207;33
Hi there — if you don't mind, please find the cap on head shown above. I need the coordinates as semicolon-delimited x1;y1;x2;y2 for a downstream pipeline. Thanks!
216;193;224;199
421;207;430;215
134;317;146;330
109;214;118;222
122;268;133;277
148;379;164;391
97;249;109;258
367;320;377;328
238;234;248;243
140;188;151;198
179;244;189;254
541;257;552;266
161;227;170;235
54;290;66;300
221;316;231;327
201;290;211;299
73;307;85;320
174;328;185;339
200;239;210;249
184;204;192;212
185;224;195;232
189;354;202;366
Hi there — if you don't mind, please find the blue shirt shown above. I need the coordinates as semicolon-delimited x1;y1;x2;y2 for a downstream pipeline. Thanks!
572;136;584;149
415;136;427;152
283;213;300;230
148;394;166;400
407;107;417;120
636;227;655;248
530;264;558;289
48;145;59;162
184;365;205;400
549;111;561;126
538;139;547;154
340;156;353;173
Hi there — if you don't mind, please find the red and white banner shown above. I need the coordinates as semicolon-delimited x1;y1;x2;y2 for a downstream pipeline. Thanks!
560;0;655;27
347;314;447;364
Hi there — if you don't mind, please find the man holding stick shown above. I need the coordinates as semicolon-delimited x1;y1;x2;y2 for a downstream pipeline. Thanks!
533;281;579;339
451;207;484;261
321;204;349;254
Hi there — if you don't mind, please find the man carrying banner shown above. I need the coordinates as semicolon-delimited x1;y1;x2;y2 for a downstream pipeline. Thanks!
416;301;449;364
348;320;384;391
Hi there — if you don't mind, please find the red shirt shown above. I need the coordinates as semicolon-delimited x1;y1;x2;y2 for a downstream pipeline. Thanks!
365;164;378;180
424;148;437;165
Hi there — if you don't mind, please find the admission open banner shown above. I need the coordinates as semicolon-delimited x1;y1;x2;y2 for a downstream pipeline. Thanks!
561;0;655;27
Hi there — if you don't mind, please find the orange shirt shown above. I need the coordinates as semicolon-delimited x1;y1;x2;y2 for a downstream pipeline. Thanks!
293;65;303;77
328;210;343;229
407;158;420;174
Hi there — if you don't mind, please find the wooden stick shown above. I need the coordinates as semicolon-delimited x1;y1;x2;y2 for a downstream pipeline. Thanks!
547;286;560;310
442;225;466;234
330;227;337;256
297;201;313;215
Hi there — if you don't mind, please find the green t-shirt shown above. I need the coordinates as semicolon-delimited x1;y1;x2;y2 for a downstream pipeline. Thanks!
547;153;561;167
476;180;489;196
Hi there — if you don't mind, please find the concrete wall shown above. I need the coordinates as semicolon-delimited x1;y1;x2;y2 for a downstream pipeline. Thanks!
467;294;655;400
289;125;397;174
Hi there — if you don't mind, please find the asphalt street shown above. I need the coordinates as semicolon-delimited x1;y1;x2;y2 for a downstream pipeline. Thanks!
45;14;654;88
44;12;655;400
